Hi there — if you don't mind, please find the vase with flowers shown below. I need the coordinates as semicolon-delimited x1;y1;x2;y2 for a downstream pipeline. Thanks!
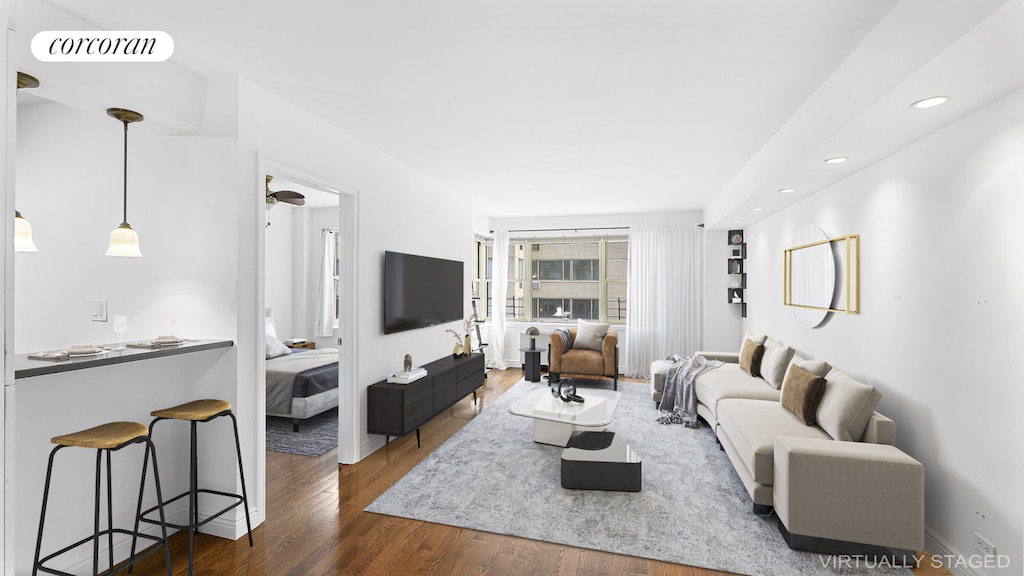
444;313;476;357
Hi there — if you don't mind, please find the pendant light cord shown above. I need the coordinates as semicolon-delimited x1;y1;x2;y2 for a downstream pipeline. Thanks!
122;119;129;225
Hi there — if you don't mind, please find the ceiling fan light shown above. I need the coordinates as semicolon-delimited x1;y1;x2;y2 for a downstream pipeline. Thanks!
14;211;38;252
106;222;142;257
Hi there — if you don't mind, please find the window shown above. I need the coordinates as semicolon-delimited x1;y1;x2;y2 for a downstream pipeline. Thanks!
474;235;628;323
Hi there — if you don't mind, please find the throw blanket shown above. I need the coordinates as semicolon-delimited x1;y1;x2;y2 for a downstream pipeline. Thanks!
657;354;723;428
266;348;339;414
552;328;573;353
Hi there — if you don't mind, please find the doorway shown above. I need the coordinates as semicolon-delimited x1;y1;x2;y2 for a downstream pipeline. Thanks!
258;157;359;481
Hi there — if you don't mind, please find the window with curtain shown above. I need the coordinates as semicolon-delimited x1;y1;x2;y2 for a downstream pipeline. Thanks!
473;235;628;324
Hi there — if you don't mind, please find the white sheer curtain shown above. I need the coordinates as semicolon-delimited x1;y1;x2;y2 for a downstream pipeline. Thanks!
315;228;337;337
626;225;704;378
489;230;509;369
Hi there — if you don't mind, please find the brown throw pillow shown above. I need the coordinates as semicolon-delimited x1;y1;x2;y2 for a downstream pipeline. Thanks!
781;365;827;426
739;338;765;377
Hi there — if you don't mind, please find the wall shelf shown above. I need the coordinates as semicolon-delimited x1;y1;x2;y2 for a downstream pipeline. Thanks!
727;230;747;318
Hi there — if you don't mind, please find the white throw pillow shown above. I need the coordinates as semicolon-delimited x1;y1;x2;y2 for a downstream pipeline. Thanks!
265;318;291;359
575;319;610;351
740;331;766;353
817;367;882;441
761;344;794;389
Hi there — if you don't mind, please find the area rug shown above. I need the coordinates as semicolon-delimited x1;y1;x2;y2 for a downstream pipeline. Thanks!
266;408;337;457
366;380;909;575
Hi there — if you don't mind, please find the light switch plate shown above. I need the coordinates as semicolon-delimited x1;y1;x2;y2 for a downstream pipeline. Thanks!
91;299;108;322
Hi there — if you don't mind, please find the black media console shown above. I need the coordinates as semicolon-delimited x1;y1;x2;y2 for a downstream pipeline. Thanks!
367;352;485;447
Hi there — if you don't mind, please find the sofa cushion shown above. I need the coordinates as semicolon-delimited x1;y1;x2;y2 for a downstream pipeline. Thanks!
739;338;765;377
695;364;779;419
761;344;794;390
740;331;766;351
817;367;883;441
574;319;609;351
558;348;604;375
781;365;827;426
717;399;831;485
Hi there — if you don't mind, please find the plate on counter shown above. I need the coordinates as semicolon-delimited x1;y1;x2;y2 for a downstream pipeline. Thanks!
66;349;107;357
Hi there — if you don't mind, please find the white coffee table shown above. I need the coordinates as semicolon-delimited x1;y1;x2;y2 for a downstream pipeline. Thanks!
508;386;622;446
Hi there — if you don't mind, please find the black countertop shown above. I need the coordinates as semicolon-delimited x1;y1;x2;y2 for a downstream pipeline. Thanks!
13;339;234;379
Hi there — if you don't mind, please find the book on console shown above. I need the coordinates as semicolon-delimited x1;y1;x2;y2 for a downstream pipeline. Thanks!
387;367;428;384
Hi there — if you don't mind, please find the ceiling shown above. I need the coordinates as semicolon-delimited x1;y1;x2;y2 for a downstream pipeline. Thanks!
22;0;1024;226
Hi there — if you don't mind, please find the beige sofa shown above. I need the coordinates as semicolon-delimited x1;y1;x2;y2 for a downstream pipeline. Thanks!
651;335;925;561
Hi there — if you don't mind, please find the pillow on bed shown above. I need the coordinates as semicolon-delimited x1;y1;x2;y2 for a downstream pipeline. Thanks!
265;318;291;359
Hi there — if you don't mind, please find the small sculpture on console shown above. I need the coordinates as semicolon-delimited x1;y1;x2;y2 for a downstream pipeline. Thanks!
403;354;412;372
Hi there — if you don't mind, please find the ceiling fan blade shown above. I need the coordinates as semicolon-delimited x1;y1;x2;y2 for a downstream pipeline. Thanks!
276;195;306;206
272;190;305;200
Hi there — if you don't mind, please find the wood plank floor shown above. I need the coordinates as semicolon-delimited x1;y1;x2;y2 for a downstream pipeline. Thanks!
128;369;950;575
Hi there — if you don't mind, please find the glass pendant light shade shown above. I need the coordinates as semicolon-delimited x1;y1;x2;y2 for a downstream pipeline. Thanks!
14;211;38;252
106;222;142;257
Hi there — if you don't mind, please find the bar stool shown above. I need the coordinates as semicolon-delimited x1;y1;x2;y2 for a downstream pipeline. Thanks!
32;421;172;576
134;399;253;576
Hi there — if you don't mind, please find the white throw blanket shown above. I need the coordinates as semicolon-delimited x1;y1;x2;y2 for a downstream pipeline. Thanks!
657;354;723;428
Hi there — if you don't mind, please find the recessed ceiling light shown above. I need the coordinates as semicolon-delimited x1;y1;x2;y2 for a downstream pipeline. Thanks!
733;220;744;224
824;157;848;165
751;207;764;212
911;96;949;110
778;188;796;194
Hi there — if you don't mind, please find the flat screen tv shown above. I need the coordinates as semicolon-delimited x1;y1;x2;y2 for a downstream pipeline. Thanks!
384;251;464;335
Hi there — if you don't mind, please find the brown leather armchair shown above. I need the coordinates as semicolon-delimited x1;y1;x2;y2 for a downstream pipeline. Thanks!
548;328;619;390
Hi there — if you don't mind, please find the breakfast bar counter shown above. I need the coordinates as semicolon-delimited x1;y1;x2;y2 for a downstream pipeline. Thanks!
13;338;234;380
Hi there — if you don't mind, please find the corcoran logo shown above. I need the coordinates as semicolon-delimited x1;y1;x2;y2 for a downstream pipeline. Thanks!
31;31;174;62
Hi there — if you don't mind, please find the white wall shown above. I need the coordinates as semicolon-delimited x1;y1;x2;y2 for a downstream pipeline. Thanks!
234;78;474;463
744;86;1024;574
264;203;298;337
14;102;238;351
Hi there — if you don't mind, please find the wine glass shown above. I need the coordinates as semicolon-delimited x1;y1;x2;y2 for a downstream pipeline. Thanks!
113;315;128;350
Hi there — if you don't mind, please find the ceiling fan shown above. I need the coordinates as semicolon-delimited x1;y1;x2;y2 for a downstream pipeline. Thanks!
265;175;306;207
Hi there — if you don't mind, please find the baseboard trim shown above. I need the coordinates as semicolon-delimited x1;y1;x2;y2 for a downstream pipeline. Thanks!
924;526;985;576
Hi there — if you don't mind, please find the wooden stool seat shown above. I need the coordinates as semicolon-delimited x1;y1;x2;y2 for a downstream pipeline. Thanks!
51;422;149;450
151;399;230;421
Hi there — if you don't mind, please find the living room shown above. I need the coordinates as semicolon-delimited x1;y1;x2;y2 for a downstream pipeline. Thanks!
3;1;1022;575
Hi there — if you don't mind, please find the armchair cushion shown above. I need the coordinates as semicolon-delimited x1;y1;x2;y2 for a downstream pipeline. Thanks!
575;319;610;351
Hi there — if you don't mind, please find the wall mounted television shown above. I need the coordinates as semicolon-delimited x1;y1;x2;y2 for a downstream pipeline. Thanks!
384;251;464;335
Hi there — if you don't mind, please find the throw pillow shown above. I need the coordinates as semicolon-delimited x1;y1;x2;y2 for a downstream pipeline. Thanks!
738;338;765;377
574;319;610;351
265;318;291;359
781;365;827;426
817;368;883;441
761;344;794;389
739;331;766;353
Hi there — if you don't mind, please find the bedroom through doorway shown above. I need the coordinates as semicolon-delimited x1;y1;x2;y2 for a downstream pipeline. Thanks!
259;163;358;476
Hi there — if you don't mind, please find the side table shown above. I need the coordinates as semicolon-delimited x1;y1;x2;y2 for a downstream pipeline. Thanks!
519;346;547;382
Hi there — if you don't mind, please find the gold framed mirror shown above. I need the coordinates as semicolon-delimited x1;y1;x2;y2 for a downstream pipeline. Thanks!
784;233;859;317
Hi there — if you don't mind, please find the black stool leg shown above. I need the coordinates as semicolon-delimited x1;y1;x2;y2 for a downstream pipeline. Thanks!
93;449;102;576
106;450;116;575
33;446;64;576
228;412;254;546
144;437;174;576
188;420;198;576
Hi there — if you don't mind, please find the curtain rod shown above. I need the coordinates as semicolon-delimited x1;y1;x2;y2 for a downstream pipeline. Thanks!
507;226;629;233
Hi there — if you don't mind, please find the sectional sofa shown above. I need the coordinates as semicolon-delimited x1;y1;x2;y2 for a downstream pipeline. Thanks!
651;333;925;561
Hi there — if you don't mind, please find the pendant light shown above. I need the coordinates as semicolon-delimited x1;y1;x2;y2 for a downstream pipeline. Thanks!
105;108;143;257
15;72;40;252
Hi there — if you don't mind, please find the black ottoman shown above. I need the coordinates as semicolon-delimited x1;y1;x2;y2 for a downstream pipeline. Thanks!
560;431;641;492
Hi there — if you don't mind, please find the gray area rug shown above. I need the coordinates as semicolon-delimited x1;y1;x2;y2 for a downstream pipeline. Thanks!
366;380;909;575
266;408;337;457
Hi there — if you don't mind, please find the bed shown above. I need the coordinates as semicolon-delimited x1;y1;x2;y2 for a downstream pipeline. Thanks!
265;319;339;432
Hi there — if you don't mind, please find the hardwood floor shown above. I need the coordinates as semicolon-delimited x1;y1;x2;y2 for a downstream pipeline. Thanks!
127;369;950;576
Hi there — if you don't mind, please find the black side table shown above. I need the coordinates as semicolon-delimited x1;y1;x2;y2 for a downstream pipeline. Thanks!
519;346;547;382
